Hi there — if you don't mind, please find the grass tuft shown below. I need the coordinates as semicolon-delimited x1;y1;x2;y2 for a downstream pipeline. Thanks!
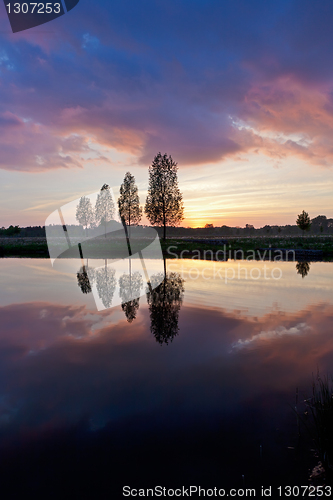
304;374;333;476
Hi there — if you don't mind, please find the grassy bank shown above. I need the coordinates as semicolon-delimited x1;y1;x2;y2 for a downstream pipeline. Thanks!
0;237;49;257
163;236;333;260
1;235;333;260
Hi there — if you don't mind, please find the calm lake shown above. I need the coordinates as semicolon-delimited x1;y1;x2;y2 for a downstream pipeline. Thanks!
0;257;332;497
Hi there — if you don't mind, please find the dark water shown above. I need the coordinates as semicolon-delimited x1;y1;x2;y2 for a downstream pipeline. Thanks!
0;258;332;498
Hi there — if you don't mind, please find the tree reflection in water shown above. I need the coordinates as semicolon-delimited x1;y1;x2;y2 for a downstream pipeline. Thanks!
77;266;92;294
119;259;143;323
95;260;117;309
77;259;96;295
147;271;185;345
296;261;311;278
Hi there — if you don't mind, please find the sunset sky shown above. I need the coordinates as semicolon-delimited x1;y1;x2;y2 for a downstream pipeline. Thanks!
1;0;333;228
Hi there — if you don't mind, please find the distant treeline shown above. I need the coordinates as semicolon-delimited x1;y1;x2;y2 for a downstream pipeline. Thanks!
1;215;333;237
163;215;333;237
0;225;23;236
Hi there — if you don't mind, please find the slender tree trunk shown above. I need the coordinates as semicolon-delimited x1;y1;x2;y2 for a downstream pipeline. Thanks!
163;266;166;307
79;243;84;269
163;204;166;241
129;256;132;298
162;186;166;241
123;220;131;257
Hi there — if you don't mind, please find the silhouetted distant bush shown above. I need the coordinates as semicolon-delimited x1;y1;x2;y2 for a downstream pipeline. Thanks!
0;225;21;236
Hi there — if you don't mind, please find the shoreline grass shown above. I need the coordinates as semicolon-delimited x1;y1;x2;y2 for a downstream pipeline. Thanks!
298;374;333;484
1;235;333;260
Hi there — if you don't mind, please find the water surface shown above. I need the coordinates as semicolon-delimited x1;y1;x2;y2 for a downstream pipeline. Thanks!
0;258;332;496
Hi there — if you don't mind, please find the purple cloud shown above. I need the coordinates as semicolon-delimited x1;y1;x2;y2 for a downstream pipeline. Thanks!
1;0;333;170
